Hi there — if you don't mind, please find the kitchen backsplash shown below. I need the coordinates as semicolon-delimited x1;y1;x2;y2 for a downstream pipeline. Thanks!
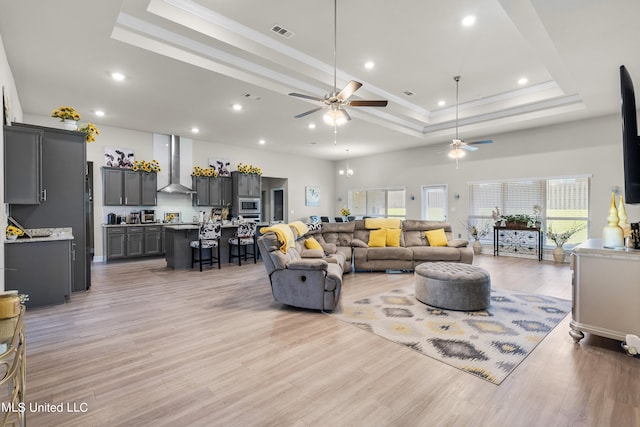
101;192;210;224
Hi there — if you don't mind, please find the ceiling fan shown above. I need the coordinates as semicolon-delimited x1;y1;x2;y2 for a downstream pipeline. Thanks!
288;0;388;126
448;76;493;166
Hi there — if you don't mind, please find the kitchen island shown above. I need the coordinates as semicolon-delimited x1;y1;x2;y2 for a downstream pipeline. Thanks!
4;228;74;308
164;223;247;269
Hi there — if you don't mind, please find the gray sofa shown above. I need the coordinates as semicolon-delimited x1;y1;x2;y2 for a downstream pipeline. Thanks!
351;219;473;271
257;228;345;311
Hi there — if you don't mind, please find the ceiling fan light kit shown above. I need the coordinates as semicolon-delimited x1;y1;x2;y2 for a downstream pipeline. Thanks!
289;0;388;128
449;76;493;167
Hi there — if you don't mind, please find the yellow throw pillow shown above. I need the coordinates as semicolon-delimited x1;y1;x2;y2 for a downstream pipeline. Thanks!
425;228;448;247
386;228;401;247
304;237;323;250
368;229;387;247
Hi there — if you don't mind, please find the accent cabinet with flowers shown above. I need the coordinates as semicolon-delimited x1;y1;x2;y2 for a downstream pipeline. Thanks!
232;171;261;198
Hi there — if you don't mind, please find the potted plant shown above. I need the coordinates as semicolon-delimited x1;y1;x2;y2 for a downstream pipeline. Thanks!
501;214;533;228
547;222;586;263
464;221;490;255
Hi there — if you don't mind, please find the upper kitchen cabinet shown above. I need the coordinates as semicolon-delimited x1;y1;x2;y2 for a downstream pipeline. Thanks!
192;176;232;207
3;125;44;204
102;167;157;206
141;172;158;206
232;172;261;198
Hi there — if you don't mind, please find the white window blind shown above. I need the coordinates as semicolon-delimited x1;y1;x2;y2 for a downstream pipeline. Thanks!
469;176;590;247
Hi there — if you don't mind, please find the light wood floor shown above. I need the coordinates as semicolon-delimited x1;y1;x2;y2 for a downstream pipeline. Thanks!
22;255;639;427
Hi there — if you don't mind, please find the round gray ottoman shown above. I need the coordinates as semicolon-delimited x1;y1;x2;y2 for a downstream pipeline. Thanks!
414;262;491;311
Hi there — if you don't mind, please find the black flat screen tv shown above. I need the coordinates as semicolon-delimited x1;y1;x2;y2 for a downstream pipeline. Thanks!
620;65;640;204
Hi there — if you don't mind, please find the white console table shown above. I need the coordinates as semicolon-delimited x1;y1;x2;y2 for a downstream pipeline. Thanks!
570;239;640;343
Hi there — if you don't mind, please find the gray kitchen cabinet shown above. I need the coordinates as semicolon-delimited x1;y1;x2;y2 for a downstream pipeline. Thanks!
144;226;162;255
209;177;232;206
3;125;43;204
104;225;165;261
141;172;158;206
9;123;89;292
103;168;124;205
126;226;144;256
192;176;210;206
106;227;126;259
5;239;73;308
103;167;157;206
232;172;261;197
124;170;142;206
192;176;231;207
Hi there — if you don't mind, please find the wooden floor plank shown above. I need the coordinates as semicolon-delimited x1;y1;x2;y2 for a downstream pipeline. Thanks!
18;255;640;426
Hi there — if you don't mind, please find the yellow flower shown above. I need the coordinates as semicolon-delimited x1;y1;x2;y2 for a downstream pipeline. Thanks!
78;122;100;143
51;106;81;121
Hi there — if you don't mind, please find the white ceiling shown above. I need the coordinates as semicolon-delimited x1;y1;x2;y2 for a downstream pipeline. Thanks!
1;0;639;160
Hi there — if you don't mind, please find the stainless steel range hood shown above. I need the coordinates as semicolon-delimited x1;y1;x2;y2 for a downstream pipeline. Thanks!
157;135;194;194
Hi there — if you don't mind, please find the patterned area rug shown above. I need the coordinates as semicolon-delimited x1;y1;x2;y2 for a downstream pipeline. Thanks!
331;286;571;385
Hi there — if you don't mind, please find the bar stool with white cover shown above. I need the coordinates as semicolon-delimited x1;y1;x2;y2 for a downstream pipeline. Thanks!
191;220;221;271
228;220;257;266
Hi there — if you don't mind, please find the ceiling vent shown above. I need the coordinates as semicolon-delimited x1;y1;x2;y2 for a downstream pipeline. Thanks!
271;24;295;39
403;90;415;96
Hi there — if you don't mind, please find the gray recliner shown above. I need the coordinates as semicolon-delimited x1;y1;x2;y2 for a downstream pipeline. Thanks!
257;231;343;311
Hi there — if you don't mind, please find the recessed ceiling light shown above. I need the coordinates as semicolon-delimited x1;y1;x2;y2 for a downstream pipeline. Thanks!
518;77;529;85
111;72;125;81
437;100;446;107
259;139;266;145
232;104;242;111
308;123;316;129
364;61;375;70
94;110;105;117
191;127;199;133
462;15;476;27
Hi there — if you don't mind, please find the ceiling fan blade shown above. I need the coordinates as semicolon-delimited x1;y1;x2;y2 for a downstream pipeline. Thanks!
347;100;388;107
294;107;324;118
461;145;479;151
289;92;325;102
342;108;352;122
337;80;363;101
466;139;493;145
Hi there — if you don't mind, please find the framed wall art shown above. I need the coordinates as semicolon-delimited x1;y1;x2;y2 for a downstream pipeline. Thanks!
305;186;320;206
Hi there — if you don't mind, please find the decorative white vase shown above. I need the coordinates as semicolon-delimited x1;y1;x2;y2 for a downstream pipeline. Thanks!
602;192;624;249
62;119;78;131
473;240;482;255
553;246;565;263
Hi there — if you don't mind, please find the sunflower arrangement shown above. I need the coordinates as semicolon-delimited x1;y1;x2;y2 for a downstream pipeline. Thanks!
51;106;81;121
236;163;262;175
191;166;218;177
78;122;100;143
6;225;24;238
340;207;351;217
132;159;161;173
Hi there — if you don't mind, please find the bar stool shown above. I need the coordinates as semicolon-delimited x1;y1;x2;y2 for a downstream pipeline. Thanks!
190;220;221;271
228;221;257;265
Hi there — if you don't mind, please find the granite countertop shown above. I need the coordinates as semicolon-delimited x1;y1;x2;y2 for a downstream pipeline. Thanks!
5;227;74;244
102;222;166;227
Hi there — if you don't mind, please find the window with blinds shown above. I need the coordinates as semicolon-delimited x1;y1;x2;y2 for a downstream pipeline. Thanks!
469;176;589;246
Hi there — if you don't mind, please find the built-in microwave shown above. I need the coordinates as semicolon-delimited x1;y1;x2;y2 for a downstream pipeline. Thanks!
238;198;260;213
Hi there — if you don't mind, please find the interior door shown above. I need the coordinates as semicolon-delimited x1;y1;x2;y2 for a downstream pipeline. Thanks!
422;185;447;220
271;188;284;223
